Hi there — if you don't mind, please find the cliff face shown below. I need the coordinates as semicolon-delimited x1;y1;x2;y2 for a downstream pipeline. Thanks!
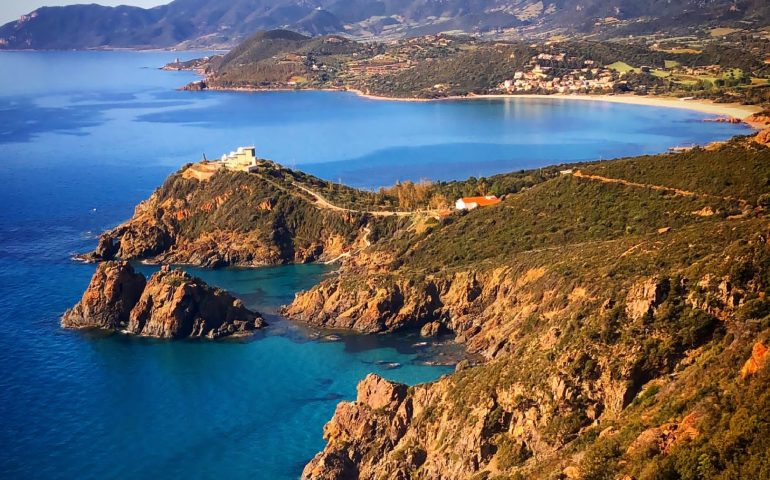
300;234;770;479
61;261;146;330
83;162;373;267
73;141;770;478
63;262;264;339
285;265;594;359
296;142;770;479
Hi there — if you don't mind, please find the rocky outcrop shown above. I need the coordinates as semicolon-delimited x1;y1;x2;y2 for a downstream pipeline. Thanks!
62;262;264;339
61;261;146;330
302;365;605;480
182;80;207;91
754;128;770;146
625;277;670;321
740;342;769;379
420;321;443;337
283;273;443;334
746;112;770;129
79;164;373;267
285;265;595;359
302;374;414;480
626;412;701;457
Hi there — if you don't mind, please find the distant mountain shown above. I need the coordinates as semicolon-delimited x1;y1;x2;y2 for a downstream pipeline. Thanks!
2;0;769;50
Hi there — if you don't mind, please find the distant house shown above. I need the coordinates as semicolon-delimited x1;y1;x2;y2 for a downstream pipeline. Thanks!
455;195;501;210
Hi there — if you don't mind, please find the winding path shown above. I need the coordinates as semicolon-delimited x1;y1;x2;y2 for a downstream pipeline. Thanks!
292;182;427;217
571;170;748;205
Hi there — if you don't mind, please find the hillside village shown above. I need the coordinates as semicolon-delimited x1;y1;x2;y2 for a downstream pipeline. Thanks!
497;52;618;94
176;28;770;103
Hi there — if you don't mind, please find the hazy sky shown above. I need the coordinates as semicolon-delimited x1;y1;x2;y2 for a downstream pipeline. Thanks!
1;1;167;24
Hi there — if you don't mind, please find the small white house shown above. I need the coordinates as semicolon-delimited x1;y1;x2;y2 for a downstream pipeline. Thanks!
455;195;501;211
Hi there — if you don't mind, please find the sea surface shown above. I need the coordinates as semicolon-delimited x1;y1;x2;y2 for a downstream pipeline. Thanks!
0;50;753;479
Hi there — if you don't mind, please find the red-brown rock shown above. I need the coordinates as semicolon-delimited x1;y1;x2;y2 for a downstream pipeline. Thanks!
62;261;145;330
62;262;264;338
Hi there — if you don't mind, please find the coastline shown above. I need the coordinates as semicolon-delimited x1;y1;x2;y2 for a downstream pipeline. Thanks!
346;89;763;123
199;84;763;125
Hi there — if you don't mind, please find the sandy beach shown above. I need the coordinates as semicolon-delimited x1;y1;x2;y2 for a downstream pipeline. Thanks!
195;83;764;126
346;89;763;122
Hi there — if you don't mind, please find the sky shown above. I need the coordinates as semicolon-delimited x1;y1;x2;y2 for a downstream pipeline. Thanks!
1;1;167;24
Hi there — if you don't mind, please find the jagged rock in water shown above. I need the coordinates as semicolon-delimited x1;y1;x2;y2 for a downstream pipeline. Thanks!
62;261;146;330
127;269;264;338
302;374;411;480
62;262;264;338
420;321;443;337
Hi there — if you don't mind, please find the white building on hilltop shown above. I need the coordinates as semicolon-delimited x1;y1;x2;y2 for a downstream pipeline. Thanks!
220;146;257;171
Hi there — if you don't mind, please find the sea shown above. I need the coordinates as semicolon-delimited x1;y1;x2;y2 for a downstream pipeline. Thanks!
0;50;754;479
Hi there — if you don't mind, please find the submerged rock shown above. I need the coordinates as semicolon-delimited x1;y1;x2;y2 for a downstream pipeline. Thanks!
62;262;265;339
420;320;444;337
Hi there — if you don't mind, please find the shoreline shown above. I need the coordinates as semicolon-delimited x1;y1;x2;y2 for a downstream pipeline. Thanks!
346;89;763;123
198;83;763;125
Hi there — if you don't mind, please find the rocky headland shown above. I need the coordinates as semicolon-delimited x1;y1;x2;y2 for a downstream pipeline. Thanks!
289;140;770;479
63;261;265;339
82;138;770;478
78;160;381;267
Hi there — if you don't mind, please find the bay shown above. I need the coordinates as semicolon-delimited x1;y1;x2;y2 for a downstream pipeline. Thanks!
0;50;752;479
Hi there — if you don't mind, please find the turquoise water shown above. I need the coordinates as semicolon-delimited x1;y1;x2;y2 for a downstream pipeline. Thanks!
0;50;753;479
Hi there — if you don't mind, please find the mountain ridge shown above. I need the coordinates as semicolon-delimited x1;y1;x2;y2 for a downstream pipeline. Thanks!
2;0;770;50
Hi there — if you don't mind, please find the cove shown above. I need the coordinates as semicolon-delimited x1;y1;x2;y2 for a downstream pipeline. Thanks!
0;50;753;479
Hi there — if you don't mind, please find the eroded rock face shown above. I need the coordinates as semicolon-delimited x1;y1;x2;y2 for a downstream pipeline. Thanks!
284;266;590;359
747;113;770;128
740;342;769;379
78;166;372;267
62;262;264;338
283;275;442;334
126;269;265;338
754;128;770;146
625;277;670;321
357;373;408;411
420;321;443;337
62;261;146;330
302;374;413;480
626;412;700;457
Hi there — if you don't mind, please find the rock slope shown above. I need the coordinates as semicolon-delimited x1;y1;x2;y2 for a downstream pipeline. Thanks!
63;262;265;339
80;161;375;267
295;141;770;479
71;139;770;478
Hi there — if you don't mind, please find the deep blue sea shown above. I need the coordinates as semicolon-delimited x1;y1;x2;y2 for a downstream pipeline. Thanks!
0;50;753;479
